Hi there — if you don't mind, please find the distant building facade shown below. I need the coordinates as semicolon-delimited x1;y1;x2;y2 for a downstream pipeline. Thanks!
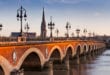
40;8;47;40
11;32;36;38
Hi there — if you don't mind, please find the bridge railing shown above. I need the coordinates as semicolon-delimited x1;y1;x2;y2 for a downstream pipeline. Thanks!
0;36;105;47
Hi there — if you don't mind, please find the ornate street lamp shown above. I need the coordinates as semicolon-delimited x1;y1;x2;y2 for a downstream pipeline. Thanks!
48;16;55;38
0;24;3;41
92;32;95;37
24;23;30;37
76;28;80;38
88;32;92;40
55;29;59;38
0;24;3;31
92;32;95;40
83;29;87;39
65;22;71;38
17;6;27;37
71;32;74;38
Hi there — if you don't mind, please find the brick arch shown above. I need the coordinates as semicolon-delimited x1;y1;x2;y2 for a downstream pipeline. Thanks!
16;48;45;70
91;44;94;51
83;43;88;53
75;44;82;55
0;55;13;75
47;46;64;61
65;44;75;57
88;45;91;53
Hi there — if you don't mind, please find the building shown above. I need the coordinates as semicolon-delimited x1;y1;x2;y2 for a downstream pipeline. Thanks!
11;32;36;38
40;8;47;40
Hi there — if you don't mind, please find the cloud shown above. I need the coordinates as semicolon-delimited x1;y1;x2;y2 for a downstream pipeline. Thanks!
46;0;92;4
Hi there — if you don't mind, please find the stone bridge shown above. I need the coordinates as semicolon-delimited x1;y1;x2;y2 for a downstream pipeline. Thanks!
0;40;105;75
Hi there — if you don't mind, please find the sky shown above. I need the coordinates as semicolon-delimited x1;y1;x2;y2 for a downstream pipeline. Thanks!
0;0;110;37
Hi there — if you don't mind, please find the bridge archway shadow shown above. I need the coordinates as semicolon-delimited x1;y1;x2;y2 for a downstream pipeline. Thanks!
0;66;4;75
76;46;81;57
83;45;87;55
49;48;61;64
88;45;91;53
20;52;42;71
65;47;73;59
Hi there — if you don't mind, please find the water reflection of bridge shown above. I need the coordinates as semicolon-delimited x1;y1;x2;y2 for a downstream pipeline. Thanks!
0;40;105;75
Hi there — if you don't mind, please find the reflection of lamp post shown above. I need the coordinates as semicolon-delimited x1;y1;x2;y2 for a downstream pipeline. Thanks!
65;22;71;38
55;29;59;38
76;29;80;38
17;6;27;37
48;16;55;38
24;23;30;37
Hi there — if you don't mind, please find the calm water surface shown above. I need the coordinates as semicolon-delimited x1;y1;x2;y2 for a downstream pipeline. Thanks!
24;49;110;75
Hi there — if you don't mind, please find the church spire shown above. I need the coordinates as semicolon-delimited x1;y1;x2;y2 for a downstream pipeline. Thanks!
42;7;45;23
40;7;46;40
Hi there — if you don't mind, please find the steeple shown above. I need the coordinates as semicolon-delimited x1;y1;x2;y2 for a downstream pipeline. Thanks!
40;7;46;40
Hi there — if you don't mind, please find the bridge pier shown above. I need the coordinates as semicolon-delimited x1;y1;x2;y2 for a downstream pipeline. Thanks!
50;56;70;75
48;61;53;75
63;56;70;71
43;61;53;75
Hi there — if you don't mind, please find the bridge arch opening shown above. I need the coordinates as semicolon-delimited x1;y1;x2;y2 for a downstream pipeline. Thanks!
20;52;41;71
92;45;94;51
66;47;72;59
88;45;91;53
83;45;87;54
0;66;4;75
76;45;81;57
49;48;61;64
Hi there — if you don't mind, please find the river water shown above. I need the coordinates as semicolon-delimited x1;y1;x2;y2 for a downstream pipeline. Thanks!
23;49;110;75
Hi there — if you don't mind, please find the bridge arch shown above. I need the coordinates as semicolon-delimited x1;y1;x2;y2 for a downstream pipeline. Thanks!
88;45;91;53
75;44;82;57
65;44;74;58
0;56;13;75
47;46;64;61
92;45;94;51
82;44;88;54
16;48;45;70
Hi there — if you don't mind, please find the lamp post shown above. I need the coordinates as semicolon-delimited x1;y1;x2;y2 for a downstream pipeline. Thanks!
83;29;87;39
92;32;95;40
55;29;59;38
0;24;3;41
76;29;80;38
88;32;92;40
17;6;27;37
48;16;55;38
65;22;71;38
24;23;30;37
0;24;3;32
71;32;74;38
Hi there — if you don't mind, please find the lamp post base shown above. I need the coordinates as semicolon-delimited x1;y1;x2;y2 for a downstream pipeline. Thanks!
17;36;26;42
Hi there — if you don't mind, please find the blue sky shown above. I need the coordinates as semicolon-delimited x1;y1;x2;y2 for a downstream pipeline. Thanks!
0;0;110;36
